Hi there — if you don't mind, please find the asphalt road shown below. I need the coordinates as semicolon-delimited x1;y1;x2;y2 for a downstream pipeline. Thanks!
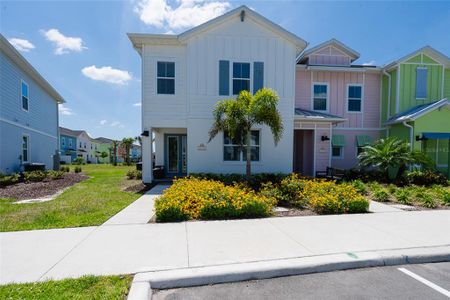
153;262;450;300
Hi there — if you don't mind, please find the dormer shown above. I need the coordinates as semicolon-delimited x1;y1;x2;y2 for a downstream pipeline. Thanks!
297;39;360;67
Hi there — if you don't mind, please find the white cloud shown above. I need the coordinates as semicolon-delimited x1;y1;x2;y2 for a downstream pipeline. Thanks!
363;60;376;66
135;0;231;31
100;120;107;125
59;104;74;116
8;38;35;52
110;121;125;128
133;102;142;107
81;65;132;85
41;29;86;55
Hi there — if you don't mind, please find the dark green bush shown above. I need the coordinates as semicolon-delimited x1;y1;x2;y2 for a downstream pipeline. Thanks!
343;169;386;183
394;189;412;205
60;166;70;172
0;173;20;187
47;170;65;180
440;190;450;206
189;172;288;190
73;157;84;165
24;171;47;182
351;180;367;195
126;170;142;180
372;188;389;202
74;166;82;173
405;170;448;186
415;189;436;208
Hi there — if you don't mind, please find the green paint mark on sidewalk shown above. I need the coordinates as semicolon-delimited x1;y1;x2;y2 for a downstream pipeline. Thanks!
347;252;358;259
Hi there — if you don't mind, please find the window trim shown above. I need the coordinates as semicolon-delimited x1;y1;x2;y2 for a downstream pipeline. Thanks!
21;80;29;112
22;134;30;163
356;146;365;158
69;139;72;147
156;61;176;95
415;67;428;100
311;82;329;112
232;62;251;95
346;84;364;113
223;129;261;163
62;137;66;146
331;146;344;159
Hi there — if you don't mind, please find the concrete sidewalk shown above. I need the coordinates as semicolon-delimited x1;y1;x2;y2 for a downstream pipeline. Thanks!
1;207;449;285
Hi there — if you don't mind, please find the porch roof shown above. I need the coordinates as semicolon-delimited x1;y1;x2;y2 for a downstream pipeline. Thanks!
385;98;449;125
422;132;450;140
294;108;346;123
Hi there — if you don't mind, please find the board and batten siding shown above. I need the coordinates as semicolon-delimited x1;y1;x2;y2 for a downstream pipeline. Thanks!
308;46;352;67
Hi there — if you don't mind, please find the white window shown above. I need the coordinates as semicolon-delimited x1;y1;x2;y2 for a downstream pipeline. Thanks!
232;62;250;95
416;67;427;99
79;142;82;148
157;62;175;94
21;80;29;111
313;83;328;111
22;135;29;163
224;130;260;161
347;85;362;112
332;146;343;158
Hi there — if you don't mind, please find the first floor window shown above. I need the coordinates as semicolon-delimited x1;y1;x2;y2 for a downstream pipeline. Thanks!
157;61;175;94
21;81;29;111
348;85;362;112
313;84;327;111
357;146;364;156
224;130;260;161
332;146;343;158
69;139;72;147
22;135;29;162
233;62;250;95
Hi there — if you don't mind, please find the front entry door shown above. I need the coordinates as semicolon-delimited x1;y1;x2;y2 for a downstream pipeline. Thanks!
165;134;187;177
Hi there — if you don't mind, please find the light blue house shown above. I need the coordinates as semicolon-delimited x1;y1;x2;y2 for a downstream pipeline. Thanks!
0;34;64;174
59;127;78;163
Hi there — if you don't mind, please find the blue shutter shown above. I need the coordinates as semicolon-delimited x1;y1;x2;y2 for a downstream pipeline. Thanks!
253;62;264;94
219;60;229;95
416;68;427;99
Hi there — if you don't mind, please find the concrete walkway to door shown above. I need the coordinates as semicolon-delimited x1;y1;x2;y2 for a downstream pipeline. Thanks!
1;185;449;285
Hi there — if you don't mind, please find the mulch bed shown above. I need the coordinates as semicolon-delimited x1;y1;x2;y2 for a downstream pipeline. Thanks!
0;173;88;201
122;181;157;194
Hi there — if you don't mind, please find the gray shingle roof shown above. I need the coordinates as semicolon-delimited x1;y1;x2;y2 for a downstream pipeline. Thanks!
385;98;449;125
294;108;345;121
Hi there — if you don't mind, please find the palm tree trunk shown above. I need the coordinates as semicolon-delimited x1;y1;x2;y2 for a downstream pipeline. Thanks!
246;131;252;179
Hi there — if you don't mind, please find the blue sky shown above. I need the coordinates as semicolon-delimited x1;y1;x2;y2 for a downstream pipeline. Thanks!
2;0;449;140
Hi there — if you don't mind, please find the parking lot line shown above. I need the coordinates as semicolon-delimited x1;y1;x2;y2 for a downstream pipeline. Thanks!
398;267;450;298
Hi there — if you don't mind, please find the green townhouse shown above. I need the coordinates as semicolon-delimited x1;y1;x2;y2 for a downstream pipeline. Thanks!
381;46;450;177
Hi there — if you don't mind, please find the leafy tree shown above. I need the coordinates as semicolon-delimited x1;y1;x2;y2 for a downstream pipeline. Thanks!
358;137;433;180
121;137;135;166
209;88;283;178
100;151;108;162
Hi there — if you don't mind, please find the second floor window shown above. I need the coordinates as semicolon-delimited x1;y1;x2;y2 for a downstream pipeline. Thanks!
224;130;260;162
416;67;427;99
69;139;72;147
313;84;327;111
21;81;29;111
157;62;175;94
62;137;66;146
348;85;362;112
233;62;250;95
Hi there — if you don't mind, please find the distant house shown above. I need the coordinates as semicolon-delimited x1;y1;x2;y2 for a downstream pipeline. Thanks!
93;137;115;164
131;144;142;162
59;127;78;163
1;34;64;174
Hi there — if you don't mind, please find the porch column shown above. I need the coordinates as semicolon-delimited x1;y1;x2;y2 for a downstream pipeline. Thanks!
142;128;153;183
448;139;450;179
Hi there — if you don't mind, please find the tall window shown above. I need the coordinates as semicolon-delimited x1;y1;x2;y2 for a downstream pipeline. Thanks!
62;137;66;146
313;84;327;111
416;67;427;99
22;135;29;163
332;146;343;158
224;130;260;161
69;139;72;147
21;81;29;111
157;62;175;94
233;62;250;95
347;85;362;112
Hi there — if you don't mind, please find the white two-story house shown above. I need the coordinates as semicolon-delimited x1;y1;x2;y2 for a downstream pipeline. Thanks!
129;6;307;182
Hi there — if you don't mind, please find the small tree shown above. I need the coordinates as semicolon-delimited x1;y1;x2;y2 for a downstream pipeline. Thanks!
209;88;283;178
100;151;108;163
111;141;119;166
121;137;135;166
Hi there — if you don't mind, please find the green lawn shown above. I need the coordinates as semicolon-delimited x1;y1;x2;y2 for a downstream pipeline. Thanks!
0;164;144;232
0;275;132;300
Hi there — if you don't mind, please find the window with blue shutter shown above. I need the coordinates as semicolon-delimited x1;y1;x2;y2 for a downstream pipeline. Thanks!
416;67;427;99
219;60;229;95
253;62;264;94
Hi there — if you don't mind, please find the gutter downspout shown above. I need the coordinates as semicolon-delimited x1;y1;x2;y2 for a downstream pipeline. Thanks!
383;70;391;137
403;121;414;171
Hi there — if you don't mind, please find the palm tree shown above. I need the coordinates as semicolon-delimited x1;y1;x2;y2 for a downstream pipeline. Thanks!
121;137;135;166
358;137;432;180
209;88;283;178
111;141;120;166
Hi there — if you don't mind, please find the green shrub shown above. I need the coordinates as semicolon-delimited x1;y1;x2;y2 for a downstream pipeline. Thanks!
415;189;437;208
60;166;70;172
155;178;275;222
47;170;65;180
73;157;84;165
189;173;288;190
126;170;142;180
351;180;367;195
405;170;448;186
74;166;82;173
24;171;47;182
372;188;389;202
387;184;397;194
394;189;412;205
439;190;450;206
0;173;20;187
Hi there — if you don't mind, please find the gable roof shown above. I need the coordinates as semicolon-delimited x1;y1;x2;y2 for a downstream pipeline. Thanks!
59;127;84;137
93;137;115;144
294;108;346;123
0;34;65;103
383;46;450;71
297;39;360;64
385;98;449;125
128;5;307;53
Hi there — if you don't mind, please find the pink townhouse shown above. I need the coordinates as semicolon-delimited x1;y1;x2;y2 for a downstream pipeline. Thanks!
294;39;382;175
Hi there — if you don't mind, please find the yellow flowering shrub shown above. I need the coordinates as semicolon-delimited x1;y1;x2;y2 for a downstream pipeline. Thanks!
155;178;276;222
262;174;369;214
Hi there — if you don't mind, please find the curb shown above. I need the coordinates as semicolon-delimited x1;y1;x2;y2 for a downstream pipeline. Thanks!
127;245;450;300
